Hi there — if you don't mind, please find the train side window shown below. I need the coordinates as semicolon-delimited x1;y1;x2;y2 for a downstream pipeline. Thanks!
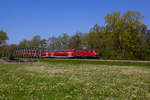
76;50;81;52
55;50;68;53
95;50;97;52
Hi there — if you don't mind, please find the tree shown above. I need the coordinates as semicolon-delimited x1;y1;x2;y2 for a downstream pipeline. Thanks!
18;39;30;47
0;30;9;46
104;11;147;59
47;36;61;50
18;36;47;49
0;30;9;57
144;30;150;59
2;44;17;58
58;33;70;49
30;35;41;47
145;30;150;48
40;39;47;48
69;32;83;49
86;24;106;54
89;24;103;33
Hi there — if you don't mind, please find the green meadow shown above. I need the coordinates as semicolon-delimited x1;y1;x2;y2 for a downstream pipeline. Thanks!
0;59;150;100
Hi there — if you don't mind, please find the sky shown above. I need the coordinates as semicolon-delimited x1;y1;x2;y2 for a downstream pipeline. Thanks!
0;0;150;44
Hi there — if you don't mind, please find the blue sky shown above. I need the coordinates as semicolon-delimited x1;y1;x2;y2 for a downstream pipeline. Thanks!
0;0;150;44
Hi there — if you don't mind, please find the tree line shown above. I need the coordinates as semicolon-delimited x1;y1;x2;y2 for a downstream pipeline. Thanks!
0;11;150;60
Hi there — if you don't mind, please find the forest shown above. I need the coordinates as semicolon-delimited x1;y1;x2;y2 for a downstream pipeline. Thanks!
0;11;150;60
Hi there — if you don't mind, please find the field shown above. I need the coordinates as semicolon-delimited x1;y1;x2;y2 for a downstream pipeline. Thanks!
0;59;150;100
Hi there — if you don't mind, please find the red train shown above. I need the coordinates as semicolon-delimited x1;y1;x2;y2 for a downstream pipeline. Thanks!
41;49;99;58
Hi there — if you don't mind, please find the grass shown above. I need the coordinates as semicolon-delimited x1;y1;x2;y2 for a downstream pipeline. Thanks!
40;59;150;67
0;60;150;100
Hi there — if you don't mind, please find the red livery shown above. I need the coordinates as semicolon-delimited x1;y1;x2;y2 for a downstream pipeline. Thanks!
41;49;99;58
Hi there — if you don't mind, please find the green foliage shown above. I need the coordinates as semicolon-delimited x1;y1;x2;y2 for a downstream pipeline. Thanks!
40;39;47;48
86;24;106;55
104;11;146;58
84;11;149;60
18;35;47;48
41;59;150;67
0;44;17;58
47;36;61;50
69;32;83;49
0;30;8;46
0;30;9;57
30;35;41;47
58;33;70;49
18;40;30;47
